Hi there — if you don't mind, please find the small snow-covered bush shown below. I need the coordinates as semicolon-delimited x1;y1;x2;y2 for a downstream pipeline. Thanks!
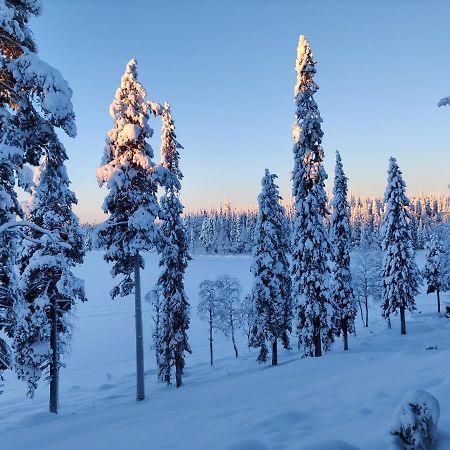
390;389;439;449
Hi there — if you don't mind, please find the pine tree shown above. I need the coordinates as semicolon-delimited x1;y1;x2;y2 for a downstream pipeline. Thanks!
153;103;191;388
423;233;444;313
290;35;334;357
249;169;291;365
381;157;420;335
0;0;77;393
13;152;85;413
330;151;357;350
96;59;158;401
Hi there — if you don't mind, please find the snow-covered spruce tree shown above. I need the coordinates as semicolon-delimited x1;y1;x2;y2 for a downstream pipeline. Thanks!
249;169;291;365
290;35;334;357
381;157;420;335
96;59;158;401
329;151;356;350
14;151;85;413
153;103;191;388
0;0;77;394
423;233;444;313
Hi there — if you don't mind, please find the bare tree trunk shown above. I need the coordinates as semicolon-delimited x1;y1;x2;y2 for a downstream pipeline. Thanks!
175;357;182;388
357;299;365;327
400;306;406;335
230;313;238;357
154;299;161;381
232;332;238;357
437;289;441;313
342;318;349;351
209;307;213;366
365;295;369;328
49;296;58;414
281;330;290;350
314;319;322;357
134;253;145;401
272;339;278;366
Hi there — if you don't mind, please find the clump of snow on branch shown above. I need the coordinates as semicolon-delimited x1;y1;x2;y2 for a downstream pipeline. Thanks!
8;50;76;137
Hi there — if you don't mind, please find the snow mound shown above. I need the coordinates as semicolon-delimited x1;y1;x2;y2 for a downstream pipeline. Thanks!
390;389;440;450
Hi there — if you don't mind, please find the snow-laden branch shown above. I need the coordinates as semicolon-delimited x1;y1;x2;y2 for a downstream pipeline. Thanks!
147;101;163;116
438;96;450;107
0;221;71;249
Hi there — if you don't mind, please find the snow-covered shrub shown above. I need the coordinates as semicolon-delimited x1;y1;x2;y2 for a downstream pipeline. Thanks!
390;389;440;449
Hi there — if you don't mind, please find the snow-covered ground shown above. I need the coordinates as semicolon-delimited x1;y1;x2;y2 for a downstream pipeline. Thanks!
2;251;450;450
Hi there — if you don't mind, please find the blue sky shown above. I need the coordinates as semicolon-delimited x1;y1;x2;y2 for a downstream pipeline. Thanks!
31;0;450;222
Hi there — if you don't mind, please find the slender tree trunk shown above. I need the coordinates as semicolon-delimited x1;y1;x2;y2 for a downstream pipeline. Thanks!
342;318;349;351
230;314;238;357
358;300;365;327
281;330;290;350
437;289;441;313
314;319;322;357
400;306;406;335
175;356;182;388
134;253;145;401
272;339;278;366
209;307;213;366
154;301;161;381
49;296;58;414
365;295;369;328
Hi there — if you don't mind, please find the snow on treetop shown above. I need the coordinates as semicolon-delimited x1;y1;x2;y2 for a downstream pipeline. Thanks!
294;34;316;96
126;58;138;74
8;50;77;137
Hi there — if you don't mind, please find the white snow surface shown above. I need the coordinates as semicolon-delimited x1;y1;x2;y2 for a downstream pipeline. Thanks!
2;251;450;450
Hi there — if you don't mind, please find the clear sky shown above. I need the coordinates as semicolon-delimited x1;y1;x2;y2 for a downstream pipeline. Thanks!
30;0;450;223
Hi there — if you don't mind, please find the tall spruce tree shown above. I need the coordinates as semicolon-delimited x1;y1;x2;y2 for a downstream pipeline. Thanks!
249;169;291;365
13;151;85;413
0;0;77;392
330;151;357;350
381;157;420;335
96;59;158;401
153;103;191;388
290;35;334;357
423;233;444;313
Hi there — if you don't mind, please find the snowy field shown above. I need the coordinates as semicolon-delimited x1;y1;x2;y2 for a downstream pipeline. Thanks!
2;251;450;450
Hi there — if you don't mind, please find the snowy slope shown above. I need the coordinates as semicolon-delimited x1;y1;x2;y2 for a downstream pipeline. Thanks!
2;251;450;450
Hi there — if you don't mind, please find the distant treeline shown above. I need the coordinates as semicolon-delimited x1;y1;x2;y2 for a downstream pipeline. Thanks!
83;194;450;254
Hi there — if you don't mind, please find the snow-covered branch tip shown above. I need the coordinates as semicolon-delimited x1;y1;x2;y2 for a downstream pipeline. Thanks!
0;221;71;249
437;97;450;107
148;101;163;116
